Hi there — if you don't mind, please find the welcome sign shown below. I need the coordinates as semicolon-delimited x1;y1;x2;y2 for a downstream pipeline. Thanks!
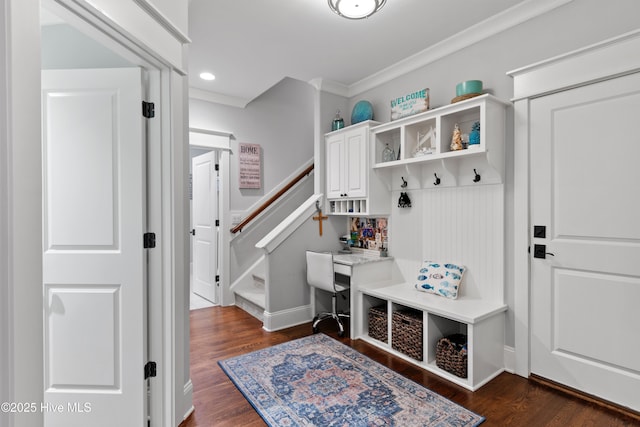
390;88;429;121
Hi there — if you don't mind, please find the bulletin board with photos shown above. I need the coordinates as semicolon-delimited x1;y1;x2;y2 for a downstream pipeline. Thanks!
349;217;388;251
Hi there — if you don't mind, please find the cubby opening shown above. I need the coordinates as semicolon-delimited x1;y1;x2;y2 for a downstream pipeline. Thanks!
374;128;401;164
439;106;481;154
427;313;467;366
405;118;437;158
330;199;368;215
391;304;424;361
363;295;387;344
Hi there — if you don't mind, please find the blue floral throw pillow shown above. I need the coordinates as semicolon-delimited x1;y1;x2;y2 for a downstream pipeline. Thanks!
415;261;466;299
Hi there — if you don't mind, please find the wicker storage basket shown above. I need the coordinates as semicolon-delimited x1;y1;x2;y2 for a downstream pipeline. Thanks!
368;305;387;343
391;310;423;361
436;334;468;378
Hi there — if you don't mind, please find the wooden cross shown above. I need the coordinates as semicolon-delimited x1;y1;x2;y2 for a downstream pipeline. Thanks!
313;209;328;236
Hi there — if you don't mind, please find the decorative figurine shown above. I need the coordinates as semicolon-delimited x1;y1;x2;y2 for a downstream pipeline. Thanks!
331;110;344;131
382;143;396;162
450;123;463;151
469;121;480;147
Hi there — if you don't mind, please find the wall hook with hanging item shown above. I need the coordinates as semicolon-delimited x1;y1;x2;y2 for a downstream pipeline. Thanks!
433;173;441;186
398;192;411;208
473;168;481;183
400;177;408;188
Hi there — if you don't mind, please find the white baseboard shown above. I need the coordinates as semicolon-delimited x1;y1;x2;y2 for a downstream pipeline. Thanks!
182;380;194;422
263;305;312;332
503;345;515;374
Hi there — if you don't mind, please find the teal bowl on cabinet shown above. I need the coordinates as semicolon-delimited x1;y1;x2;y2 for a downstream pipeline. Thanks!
456;80;483;96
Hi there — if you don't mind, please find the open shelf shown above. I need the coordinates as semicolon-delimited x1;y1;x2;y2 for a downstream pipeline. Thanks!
370;94;509;189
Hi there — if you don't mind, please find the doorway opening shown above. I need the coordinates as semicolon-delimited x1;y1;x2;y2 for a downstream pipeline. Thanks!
188;127;233;310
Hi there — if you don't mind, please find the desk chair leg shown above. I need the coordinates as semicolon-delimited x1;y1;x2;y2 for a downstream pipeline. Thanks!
312;290;350;337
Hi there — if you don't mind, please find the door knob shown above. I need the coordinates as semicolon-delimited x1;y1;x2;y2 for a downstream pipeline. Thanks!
533;244;554;259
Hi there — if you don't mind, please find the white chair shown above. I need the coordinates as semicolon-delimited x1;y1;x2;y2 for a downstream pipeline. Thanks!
306;251;350;337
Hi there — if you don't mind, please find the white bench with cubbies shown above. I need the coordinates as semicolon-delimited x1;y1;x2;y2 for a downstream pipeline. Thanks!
356;282;507;391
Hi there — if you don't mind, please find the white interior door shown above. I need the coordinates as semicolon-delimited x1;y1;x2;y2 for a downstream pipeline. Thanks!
42;68;147;426
530;72;640;412
192;150;219;304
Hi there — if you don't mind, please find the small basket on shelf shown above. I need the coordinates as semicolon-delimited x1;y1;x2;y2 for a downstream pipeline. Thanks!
368;305;388;343
435;333;468;378
391;309;423;361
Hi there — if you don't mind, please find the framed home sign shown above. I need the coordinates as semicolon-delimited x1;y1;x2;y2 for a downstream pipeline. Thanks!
239;142;261;189
391;88;429;121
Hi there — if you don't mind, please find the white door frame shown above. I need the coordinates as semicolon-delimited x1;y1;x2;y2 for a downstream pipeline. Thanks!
40;3;173;425
509;29;640;378
2;0;188;425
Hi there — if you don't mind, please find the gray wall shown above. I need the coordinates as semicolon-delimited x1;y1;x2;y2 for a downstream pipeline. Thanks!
190;77;315;213
347;0;640;347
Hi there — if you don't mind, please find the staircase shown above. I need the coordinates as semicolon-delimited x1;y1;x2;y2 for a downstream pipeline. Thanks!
235;273;266;321
228;160;314;323
231;256;266;321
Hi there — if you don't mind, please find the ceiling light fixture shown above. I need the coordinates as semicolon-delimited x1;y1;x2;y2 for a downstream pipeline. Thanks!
328;0;386;20
199;72;216;81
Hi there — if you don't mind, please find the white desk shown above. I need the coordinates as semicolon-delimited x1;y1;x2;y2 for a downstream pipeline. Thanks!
333;252;394;339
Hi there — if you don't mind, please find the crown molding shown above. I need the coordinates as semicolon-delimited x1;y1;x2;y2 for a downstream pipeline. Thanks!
189;87;250;109
308;78;349;97
348;0;575;97
132;0;191;43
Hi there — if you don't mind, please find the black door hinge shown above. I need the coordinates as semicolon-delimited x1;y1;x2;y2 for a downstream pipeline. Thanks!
215;164;219;171
216;275;220;283
144;361;157;379
215;219;220;227
143;232;156;249
142;101;155;118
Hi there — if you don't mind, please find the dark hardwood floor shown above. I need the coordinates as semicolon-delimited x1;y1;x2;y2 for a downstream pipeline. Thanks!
180;306;640;427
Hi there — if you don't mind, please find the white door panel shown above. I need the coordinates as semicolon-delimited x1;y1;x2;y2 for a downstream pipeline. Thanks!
326;134;344;199
345;130;366;197
530;72;640;412
192;151;218;304
44;90;118;247
42;68;146;426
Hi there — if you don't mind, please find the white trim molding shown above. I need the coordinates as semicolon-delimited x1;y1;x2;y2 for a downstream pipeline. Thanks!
351;0;574;97
182;380;195;422
507;29;640;378
308;78;349;98
132;0;191;44
255;193;323;254
263;305;313;332
189;87;251;109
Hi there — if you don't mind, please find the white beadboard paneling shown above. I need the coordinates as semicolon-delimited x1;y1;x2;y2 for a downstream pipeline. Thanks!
391;185;504;303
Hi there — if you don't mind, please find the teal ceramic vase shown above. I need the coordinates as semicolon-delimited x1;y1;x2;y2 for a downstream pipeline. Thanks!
351;100;373;124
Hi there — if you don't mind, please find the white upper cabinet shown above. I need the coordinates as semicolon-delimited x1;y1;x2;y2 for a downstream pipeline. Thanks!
325;121;388;215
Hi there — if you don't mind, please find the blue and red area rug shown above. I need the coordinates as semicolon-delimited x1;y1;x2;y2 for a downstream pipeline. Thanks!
218;334;484;426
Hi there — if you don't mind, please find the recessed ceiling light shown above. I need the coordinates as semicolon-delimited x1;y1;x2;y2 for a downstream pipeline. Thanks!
199;72;216;81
